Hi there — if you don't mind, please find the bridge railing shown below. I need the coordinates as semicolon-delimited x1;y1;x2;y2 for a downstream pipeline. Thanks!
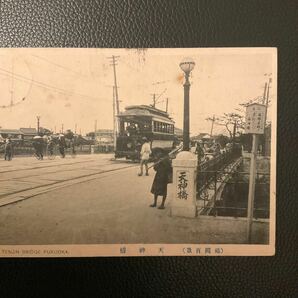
196;147;270;219
197;148;242;196
200;170;270;218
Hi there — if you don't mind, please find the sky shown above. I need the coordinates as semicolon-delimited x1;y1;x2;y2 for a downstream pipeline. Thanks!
0;48;276;136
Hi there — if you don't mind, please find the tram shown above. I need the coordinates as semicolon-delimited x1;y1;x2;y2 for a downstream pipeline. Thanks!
115;105;178;161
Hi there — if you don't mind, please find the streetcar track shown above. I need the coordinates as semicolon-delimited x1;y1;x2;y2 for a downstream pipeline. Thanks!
0;161;127;182
0;159;99;174
0;163;137;201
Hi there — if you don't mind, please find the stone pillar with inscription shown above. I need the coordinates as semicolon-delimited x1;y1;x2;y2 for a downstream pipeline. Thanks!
171;151;198;218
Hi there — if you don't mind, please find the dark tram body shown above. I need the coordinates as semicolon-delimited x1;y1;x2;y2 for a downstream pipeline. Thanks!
115;105;178;160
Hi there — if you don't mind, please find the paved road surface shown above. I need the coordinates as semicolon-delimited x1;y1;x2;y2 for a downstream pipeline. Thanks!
0;154;133;200
0;154;268;245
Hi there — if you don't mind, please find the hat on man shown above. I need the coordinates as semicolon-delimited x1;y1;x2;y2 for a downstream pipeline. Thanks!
142;137;148;141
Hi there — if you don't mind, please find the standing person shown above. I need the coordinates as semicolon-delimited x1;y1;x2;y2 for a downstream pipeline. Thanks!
195;140;205;162
4;138;13;161
58;134;66;158
150;150;172;209
47;137;55;157
32;136;44;160
138;137;151;176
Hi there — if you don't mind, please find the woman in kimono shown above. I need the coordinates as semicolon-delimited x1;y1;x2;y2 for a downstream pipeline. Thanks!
150;150;172;209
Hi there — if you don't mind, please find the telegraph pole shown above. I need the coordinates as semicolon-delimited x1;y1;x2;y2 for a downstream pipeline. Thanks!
210;115;215;136
262;82;268;104
61;123;64;134
166;98;169;113
75;123;77;134
94;120;97;141
112;86;117;148
206;115;217;136
36;116;40;134
264;78;272;125
107;55;120;114
107;55;120;141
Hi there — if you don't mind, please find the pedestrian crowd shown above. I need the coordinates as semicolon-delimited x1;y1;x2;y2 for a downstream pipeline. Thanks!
0;132;76;161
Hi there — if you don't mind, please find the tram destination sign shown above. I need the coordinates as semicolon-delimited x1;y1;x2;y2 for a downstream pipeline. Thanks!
245;103;266;134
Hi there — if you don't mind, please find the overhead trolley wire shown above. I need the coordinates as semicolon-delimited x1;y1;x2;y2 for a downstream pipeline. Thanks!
0;66;102;101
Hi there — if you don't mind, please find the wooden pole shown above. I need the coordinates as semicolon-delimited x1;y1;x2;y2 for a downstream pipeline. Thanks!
262;82;267;105
247;133;258;243
166;98;169;113
94;120;97;141
264;78;271;125
210;115;215;136
112;86;116;149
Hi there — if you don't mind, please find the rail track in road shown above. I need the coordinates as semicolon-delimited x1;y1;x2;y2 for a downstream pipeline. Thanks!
0;158;139;207
0;159;135;181
0;156;135;174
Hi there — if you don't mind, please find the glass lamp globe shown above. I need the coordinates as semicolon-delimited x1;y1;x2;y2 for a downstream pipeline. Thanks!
179;57;195;74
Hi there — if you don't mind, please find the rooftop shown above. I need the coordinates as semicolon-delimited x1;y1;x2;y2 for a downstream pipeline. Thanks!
0;129;22;135
20;128;37;135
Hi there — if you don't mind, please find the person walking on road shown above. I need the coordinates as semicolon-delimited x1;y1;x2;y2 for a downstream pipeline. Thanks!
4;138;13;161
32;136;44;160
47;137;55;157
150;150;172;209
58;134;66;158
138;137;151;176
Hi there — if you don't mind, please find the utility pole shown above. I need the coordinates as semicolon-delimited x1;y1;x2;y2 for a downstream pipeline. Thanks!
112;86;117;149
107;55;120;122
75;123;77;134
36;116;40;134
210;115;215;136
166;98;169;113
206;115;217;137
94;120;97;141
151;93;156;107
262;82;268;104
54;126;56;134
61;123;64;134
264;78;272;125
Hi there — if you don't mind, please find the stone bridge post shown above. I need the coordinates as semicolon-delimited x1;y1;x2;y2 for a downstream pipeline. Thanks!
171;151;198;218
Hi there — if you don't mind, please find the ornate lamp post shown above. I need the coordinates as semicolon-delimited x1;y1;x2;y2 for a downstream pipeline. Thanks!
179;57;195;151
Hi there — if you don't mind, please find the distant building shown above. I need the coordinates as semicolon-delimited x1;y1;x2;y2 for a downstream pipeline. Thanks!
0;129;23;141
20;128;37;140
95;129;114;145
191;133;213;142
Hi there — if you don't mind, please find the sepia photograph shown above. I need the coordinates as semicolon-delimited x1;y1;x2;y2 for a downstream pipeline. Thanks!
0;48;276;256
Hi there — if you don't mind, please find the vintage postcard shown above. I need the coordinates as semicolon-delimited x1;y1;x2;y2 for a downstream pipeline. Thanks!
0;48;276;257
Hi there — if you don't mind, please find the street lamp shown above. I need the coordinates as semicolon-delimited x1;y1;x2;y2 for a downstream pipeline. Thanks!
179;57;195;151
